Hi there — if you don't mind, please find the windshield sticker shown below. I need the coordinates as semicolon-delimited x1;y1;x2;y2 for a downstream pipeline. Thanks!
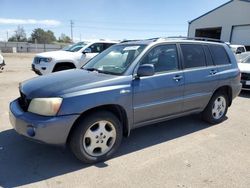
123;46;140;51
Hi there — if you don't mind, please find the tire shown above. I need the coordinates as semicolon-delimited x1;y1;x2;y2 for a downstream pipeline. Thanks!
53;65;72;72
202;91;229;124
69;111;123;163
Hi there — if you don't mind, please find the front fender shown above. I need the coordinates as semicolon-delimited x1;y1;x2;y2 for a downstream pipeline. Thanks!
58;84;133;130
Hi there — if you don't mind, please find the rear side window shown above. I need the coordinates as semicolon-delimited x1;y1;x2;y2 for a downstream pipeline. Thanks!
209;45;231;65
203;45;214;66
180;44;206;68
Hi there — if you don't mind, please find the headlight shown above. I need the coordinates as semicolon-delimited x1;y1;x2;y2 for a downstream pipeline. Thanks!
40;57;52;63
28;98;63;116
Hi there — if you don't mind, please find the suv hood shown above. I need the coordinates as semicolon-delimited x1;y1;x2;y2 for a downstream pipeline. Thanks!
36;50;81;60
238;63;250;74
20;69;130;98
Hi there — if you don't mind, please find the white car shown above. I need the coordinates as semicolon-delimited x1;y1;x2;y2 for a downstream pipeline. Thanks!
32;40;118;75
230;44;246;54
237;53;250;90
0;53;5;70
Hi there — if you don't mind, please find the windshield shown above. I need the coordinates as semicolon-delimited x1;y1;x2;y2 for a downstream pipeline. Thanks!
83;44;146;75
236;53;250;62
243;56;250;64
64;42;89;52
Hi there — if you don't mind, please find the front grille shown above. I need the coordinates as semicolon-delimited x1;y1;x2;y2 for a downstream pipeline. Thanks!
241;73;250;81
33;57;40;64
18;92;31;111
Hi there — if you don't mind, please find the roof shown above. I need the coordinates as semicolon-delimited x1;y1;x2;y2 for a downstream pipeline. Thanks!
118;37;226;46
189;0;233;24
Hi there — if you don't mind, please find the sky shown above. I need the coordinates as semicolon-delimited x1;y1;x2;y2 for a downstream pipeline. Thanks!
0;0;229;42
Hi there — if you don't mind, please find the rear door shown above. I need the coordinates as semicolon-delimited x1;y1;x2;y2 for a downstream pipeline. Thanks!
180;43;219;112
133;44;184;126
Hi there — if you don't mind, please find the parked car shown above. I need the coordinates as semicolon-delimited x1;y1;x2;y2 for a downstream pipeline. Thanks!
10;38;241;163
230;44;246;54
0;53;5;70
235;52;250;63
32;40;118;75
237;52;250;90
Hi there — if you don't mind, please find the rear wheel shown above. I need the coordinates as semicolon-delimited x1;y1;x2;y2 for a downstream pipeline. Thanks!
202;92;228;124
69;111;123;163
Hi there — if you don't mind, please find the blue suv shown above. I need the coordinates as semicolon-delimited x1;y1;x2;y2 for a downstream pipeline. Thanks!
9;38;242;163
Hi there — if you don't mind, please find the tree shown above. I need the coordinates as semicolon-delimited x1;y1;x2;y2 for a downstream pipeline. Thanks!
8;26;27;42
58;33;71;43
30;28;56;44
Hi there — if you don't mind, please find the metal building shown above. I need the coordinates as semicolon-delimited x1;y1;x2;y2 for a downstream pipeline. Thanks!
188;0;250;50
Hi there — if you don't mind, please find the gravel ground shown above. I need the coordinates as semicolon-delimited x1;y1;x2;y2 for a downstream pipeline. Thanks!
0;53;249;188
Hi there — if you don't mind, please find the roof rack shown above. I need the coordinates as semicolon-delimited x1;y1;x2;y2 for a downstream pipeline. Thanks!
120;39;141;43
163;36;225;43
120;37;160;43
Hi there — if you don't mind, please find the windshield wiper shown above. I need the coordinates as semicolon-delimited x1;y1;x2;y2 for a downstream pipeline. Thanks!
84;68;120;75
84;68;101;72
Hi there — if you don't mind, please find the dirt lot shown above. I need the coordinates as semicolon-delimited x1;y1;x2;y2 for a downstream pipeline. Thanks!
0;53;249;188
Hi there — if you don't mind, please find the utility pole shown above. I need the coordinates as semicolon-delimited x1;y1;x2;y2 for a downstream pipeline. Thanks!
70;20;74;42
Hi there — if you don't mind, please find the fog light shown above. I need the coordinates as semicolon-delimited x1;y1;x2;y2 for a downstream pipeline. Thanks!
27;126;36;137
41;67;46;70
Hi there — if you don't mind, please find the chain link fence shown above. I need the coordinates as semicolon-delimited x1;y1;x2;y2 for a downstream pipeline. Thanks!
0;42;68;53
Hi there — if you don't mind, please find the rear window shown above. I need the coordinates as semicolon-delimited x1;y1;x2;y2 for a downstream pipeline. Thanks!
180;44;206;69
209;45;231;65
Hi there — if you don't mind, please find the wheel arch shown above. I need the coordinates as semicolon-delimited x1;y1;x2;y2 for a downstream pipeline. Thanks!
52;62;76;72
213;85;233;106
66;104;130;144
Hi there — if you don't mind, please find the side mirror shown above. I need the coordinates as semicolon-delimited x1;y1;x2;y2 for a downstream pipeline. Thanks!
83;48;91;53
137;64;155;77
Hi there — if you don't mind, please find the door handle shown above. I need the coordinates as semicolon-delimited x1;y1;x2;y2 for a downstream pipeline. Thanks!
173;75;183;82
210;70;217;75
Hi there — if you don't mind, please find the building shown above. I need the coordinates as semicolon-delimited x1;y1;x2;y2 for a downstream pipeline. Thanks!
188;0;250;50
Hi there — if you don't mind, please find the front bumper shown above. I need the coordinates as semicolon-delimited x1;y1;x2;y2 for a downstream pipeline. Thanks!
9;99;79;145
32;62;54;75
0;61;5;70
241;80;250;91
32;64;42;75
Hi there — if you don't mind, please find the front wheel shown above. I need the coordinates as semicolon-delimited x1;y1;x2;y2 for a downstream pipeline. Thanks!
202;92;228;124
69;111;123;163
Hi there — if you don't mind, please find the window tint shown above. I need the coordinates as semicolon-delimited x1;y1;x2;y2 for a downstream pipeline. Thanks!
209;45;231;65
237;47;245;53
140;44;178;73
89;43;104;53
203;45;214;66
104;43;116;50
181;44;206;68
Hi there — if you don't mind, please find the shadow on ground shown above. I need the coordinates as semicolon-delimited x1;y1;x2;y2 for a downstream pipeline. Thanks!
0;115;213;187
239;90;250;98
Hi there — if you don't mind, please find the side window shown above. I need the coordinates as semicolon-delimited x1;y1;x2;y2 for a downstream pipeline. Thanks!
180;44;206;69
104;43;115;50
209;45;231;65
203;45;214;66
140;44;179;73
89;43;104;53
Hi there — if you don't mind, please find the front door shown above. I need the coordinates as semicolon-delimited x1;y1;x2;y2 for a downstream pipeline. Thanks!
133;44;184;126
